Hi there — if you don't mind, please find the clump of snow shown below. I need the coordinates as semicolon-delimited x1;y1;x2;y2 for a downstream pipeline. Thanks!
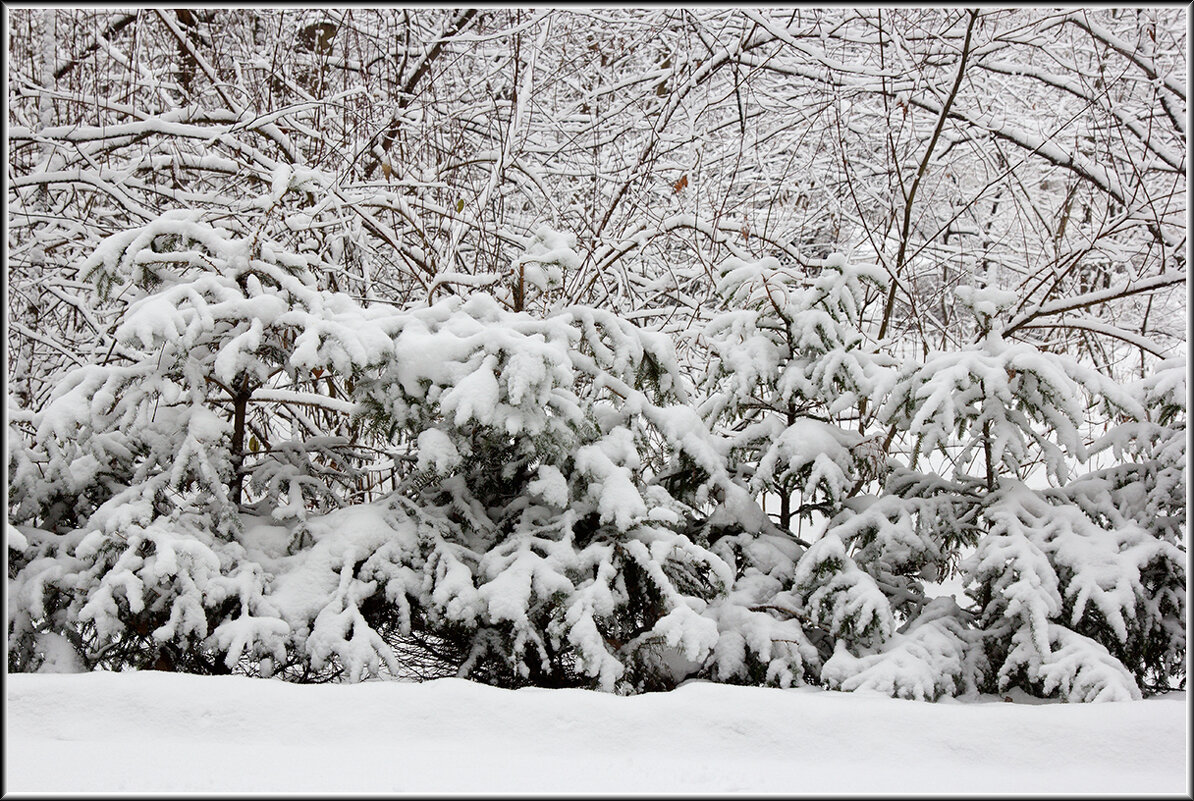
7;520;30;551
821;598;986;701
527;464;569;508
32;632;86;673
415;428;461;475
954;284;1018;323
517;225;581;292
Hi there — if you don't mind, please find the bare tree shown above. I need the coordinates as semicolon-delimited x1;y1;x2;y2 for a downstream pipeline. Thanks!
7;7;1186;414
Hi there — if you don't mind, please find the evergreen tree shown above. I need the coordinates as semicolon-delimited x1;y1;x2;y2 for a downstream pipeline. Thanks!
696;254;897;686
340;290;740;691
7;205;395;675
8;221;749;691
844;285;1186;701
7;232;1184;702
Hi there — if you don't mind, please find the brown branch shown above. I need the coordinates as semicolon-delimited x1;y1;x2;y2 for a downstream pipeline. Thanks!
54;12;139;80
1003;271;1187;335
370;9;480;179
877;8;979;341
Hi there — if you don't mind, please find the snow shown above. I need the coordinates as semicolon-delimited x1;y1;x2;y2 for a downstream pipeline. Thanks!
415;427;462;474
6;671;1187;794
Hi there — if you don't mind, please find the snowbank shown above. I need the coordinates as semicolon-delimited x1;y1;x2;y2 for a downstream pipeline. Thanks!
6;672;1187;794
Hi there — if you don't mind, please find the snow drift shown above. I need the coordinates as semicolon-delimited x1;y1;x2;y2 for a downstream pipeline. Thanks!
6;671;1187;794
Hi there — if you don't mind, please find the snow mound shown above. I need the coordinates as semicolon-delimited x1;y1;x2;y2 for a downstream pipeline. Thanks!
6;672;1187;794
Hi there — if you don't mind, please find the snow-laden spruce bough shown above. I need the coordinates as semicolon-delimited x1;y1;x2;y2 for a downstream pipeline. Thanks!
7;217;1185;702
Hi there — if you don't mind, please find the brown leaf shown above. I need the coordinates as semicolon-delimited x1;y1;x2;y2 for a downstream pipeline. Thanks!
672;174;688;194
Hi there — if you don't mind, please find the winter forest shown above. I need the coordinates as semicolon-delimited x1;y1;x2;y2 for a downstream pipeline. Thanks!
6;6;1188;708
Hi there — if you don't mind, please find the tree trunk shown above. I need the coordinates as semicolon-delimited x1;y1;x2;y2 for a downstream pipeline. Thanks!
230;375;252;507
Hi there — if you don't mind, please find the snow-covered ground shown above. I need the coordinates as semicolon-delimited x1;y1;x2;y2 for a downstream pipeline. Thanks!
6;671;1188;794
